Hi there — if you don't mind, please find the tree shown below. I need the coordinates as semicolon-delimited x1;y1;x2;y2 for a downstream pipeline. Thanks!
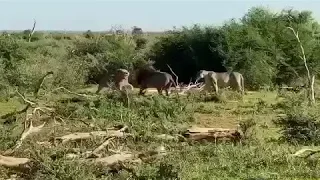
132;26;143;35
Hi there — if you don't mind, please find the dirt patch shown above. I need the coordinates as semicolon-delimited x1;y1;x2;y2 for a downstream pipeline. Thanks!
194;113;239;129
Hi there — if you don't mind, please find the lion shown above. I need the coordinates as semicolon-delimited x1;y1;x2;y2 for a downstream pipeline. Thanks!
96;68;133;94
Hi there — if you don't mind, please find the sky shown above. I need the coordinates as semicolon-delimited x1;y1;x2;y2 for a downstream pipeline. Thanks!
1;0;320;32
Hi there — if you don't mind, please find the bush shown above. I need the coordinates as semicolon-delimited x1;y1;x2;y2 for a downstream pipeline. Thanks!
70;35;145;84
148;25;228;83
273;91;320;145
274;113;320;145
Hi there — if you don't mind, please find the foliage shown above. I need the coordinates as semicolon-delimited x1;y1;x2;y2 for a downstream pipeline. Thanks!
273;91;320;145
148;24;228;83
147;7;320;90
274;113;320;145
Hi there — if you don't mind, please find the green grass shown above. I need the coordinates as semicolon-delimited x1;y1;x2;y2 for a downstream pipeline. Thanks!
0;88;320;179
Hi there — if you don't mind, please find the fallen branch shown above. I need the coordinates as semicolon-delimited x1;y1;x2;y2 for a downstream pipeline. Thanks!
54;126;130;144
0;155;32;169
15;89;36;106
90;137;115;158
13;119;46;150
94;153;137;167
51;87;98;99
33;71;54;97
290;148;320;158
183;127;243;142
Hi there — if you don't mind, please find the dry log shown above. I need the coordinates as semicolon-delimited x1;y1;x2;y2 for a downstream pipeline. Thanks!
54;126;130;144
0;155;35;173
183;127;243;142
94;153;138;167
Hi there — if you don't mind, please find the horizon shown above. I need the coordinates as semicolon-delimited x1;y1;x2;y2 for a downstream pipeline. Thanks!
1;0;320;32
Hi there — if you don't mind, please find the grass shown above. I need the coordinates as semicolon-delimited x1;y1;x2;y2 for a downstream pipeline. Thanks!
0;87;320;179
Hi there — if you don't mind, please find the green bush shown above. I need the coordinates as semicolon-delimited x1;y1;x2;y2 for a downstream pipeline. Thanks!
274;113;320;145
148;25;228;83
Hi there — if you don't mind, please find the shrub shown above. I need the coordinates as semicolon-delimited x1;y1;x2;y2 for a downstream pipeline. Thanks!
148;25;228;83
274;113;320;145
70;35;145;84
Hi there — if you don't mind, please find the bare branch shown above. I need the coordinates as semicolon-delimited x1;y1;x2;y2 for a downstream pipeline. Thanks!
90;137;115;157
51;87;97;98
15;89;36;106
166;64;178;87
34;71;54;97
287;26;315;104
13;120;46;150
28;19;36;42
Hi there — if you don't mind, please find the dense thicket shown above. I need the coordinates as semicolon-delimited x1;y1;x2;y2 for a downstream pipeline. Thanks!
149;7;320;89
1;7;320;92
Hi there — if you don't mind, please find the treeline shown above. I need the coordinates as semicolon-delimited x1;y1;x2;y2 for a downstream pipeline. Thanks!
1;7;320;94
149;7;320;89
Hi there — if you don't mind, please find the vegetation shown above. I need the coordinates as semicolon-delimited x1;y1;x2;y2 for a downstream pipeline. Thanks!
1;6;320;179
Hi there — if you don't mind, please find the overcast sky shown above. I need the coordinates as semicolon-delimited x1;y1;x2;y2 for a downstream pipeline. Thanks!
1;0;320;31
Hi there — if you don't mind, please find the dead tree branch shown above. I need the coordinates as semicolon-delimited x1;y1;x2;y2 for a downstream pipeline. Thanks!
34;71;54;97
51;87;97;99
28;19;36;42
166;64;179;87
53;125;131;145
14;120;46;150
287;26;315;105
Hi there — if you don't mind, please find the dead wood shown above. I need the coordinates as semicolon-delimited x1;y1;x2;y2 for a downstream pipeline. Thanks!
290;148;320;158
33;71;54;97
0;155;35;173
183;127;243;142
51;87;98;99
54;126;130;144
287;26;315;105
94;153;138;167
28;19;36;42
14;120;46;150
166;64;179;87
90;137;115;157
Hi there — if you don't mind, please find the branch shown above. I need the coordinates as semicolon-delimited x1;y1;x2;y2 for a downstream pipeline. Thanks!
13;119;46;150
89;137;115;158
287;26;315;104
34;71;54;97
287;26;311;81
15;89;36;106
166;64;178;87
51;87;97;98
28;19;36;42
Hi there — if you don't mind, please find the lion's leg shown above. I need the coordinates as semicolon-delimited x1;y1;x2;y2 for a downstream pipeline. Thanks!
96;84;104;94
214;80;219;94
165;89;169;96
139;87;146;95
157;88;163;95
